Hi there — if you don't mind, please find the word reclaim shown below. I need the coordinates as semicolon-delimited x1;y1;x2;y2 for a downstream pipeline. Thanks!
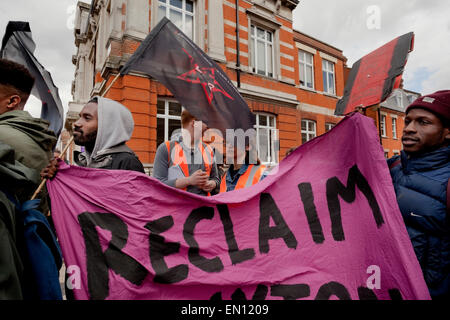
75;165;396;300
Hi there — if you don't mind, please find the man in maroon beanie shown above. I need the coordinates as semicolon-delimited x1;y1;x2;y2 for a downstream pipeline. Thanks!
388;90;450;299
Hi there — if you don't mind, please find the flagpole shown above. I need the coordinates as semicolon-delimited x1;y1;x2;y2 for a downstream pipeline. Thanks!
31;136;73;200
101;73;121;97
30;73;122;201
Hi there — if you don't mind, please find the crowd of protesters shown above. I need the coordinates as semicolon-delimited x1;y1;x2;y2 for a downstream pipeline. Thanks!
1;57;449;300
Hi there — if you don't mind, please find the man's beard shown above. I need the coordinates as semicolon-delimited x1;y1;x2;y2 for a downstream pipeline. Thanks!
74;130;97;151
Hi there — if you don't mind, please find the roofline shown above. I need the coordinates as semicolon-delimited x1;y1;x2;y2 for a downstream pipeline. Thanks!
293;29;344;53
403;88;421;96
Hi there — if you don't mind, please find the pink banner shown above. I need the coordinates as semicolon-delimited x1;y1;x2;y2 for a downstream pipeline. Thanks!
47;113;430;300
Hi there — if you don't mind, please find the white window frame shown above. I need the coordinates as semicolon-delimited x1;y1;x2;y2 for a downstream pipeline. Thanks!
325;122;335;132
301;119;317;143
392;117;397;139
299;50;314;89
322;59;335;95
250;24;275;78
156;0;195;40
254;113;278;165
157;99;182;144
380;114;387;137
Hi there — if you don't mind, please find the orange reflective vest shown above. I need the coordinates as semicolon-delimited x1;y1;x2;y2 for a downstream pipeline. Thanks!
219;164;266;193
166;140;214;194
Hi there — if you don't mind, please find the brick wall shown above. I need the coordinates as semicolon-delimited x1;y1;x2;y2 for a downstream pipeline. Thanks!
79;0;352;166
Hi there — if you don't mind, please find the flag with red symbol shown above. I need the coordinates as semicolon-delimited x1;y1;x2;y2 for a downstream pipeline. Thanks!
120;17;255;133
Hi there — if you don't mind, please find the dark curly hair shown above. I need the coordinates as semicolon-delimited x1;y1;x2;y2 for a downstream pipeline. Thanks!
0;58;35;98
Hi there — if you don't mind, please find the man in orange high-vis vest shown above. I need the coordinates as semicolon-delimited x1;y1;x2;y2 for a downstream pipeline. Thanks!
152;109;219;196
219;140;268;193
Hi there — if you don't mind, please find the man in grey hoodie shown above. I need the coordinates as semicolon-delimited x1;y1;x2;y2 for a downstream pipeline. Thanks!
41;96;144;300
41;96;145;177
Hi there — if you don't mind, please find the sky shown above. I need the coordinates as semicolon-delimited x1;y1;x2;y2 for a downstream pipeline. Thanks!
0;0;80;118
293;0;450;95
1;0;449;118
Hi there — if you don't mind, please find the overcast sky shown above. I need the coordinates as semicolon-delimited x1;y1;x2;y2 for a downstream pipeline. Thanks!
293;0;450;95
1;0;449;118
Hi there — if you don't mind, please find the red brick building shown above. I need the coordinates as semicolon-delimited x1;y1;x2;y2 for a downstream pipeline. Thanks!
69;0;349;173
364;88;421;158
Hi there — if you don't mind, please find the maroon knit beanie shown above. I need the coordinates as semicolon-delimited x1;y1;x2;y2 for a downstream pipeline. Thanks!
406;90;450;124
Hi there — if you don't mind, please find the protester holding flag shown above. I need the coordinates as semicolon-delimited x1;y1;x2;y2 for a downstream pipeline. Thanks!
0;58;56;207
41;96;145;300
219;138;268;193
388;90;450;299
41;96;145;178
152;109;219;196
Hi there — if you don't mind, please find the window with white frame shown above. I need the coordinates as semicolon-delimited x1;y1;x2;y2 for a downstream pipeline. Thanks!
322;59;335;95
255;113;278;164
325;122;335;132
299;50;314;89
384;151;389;159
392;117;397;139
157;99;182;147
301;119;316;143
157;0;194;39
380;114;387;137
250;25;274;78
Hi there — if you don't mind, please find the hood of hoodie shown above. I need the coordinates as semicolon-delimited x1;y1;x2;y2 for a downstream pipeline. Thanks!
84;96;134;165
0;110;56;153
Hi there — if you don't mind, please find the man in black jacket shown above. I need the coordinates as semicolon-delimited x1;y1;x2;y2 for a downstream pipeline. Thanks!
41;96;145;176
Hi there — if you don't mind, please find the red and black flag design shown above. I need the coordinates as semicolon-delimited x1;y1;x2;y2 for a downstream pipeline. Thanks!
335;32;414;116
120;17;255;134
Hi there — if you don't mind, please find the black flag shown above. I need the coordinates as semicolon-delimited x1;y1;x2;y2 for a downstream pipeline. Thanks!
1;21;64;137
120;17;255;134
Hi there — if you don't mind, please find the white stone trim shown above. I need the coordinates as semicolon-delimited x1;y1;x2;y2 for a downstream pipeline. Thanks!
299;102;340;117
280;41;294;50
234;82;298;106
280;25;293;33
124;0;149;40
246;7;282;29
226;47;249;57
281;64;295;72
280;52;294;61
208;0;226;62
223;0;246;12
224;33;249;46
319;51;337;64
224;19;249;32
296;42;317;55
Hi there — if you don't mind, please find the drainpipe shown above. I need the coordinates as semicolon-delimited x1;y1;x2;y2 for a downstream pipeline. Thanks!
235;0;241;88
